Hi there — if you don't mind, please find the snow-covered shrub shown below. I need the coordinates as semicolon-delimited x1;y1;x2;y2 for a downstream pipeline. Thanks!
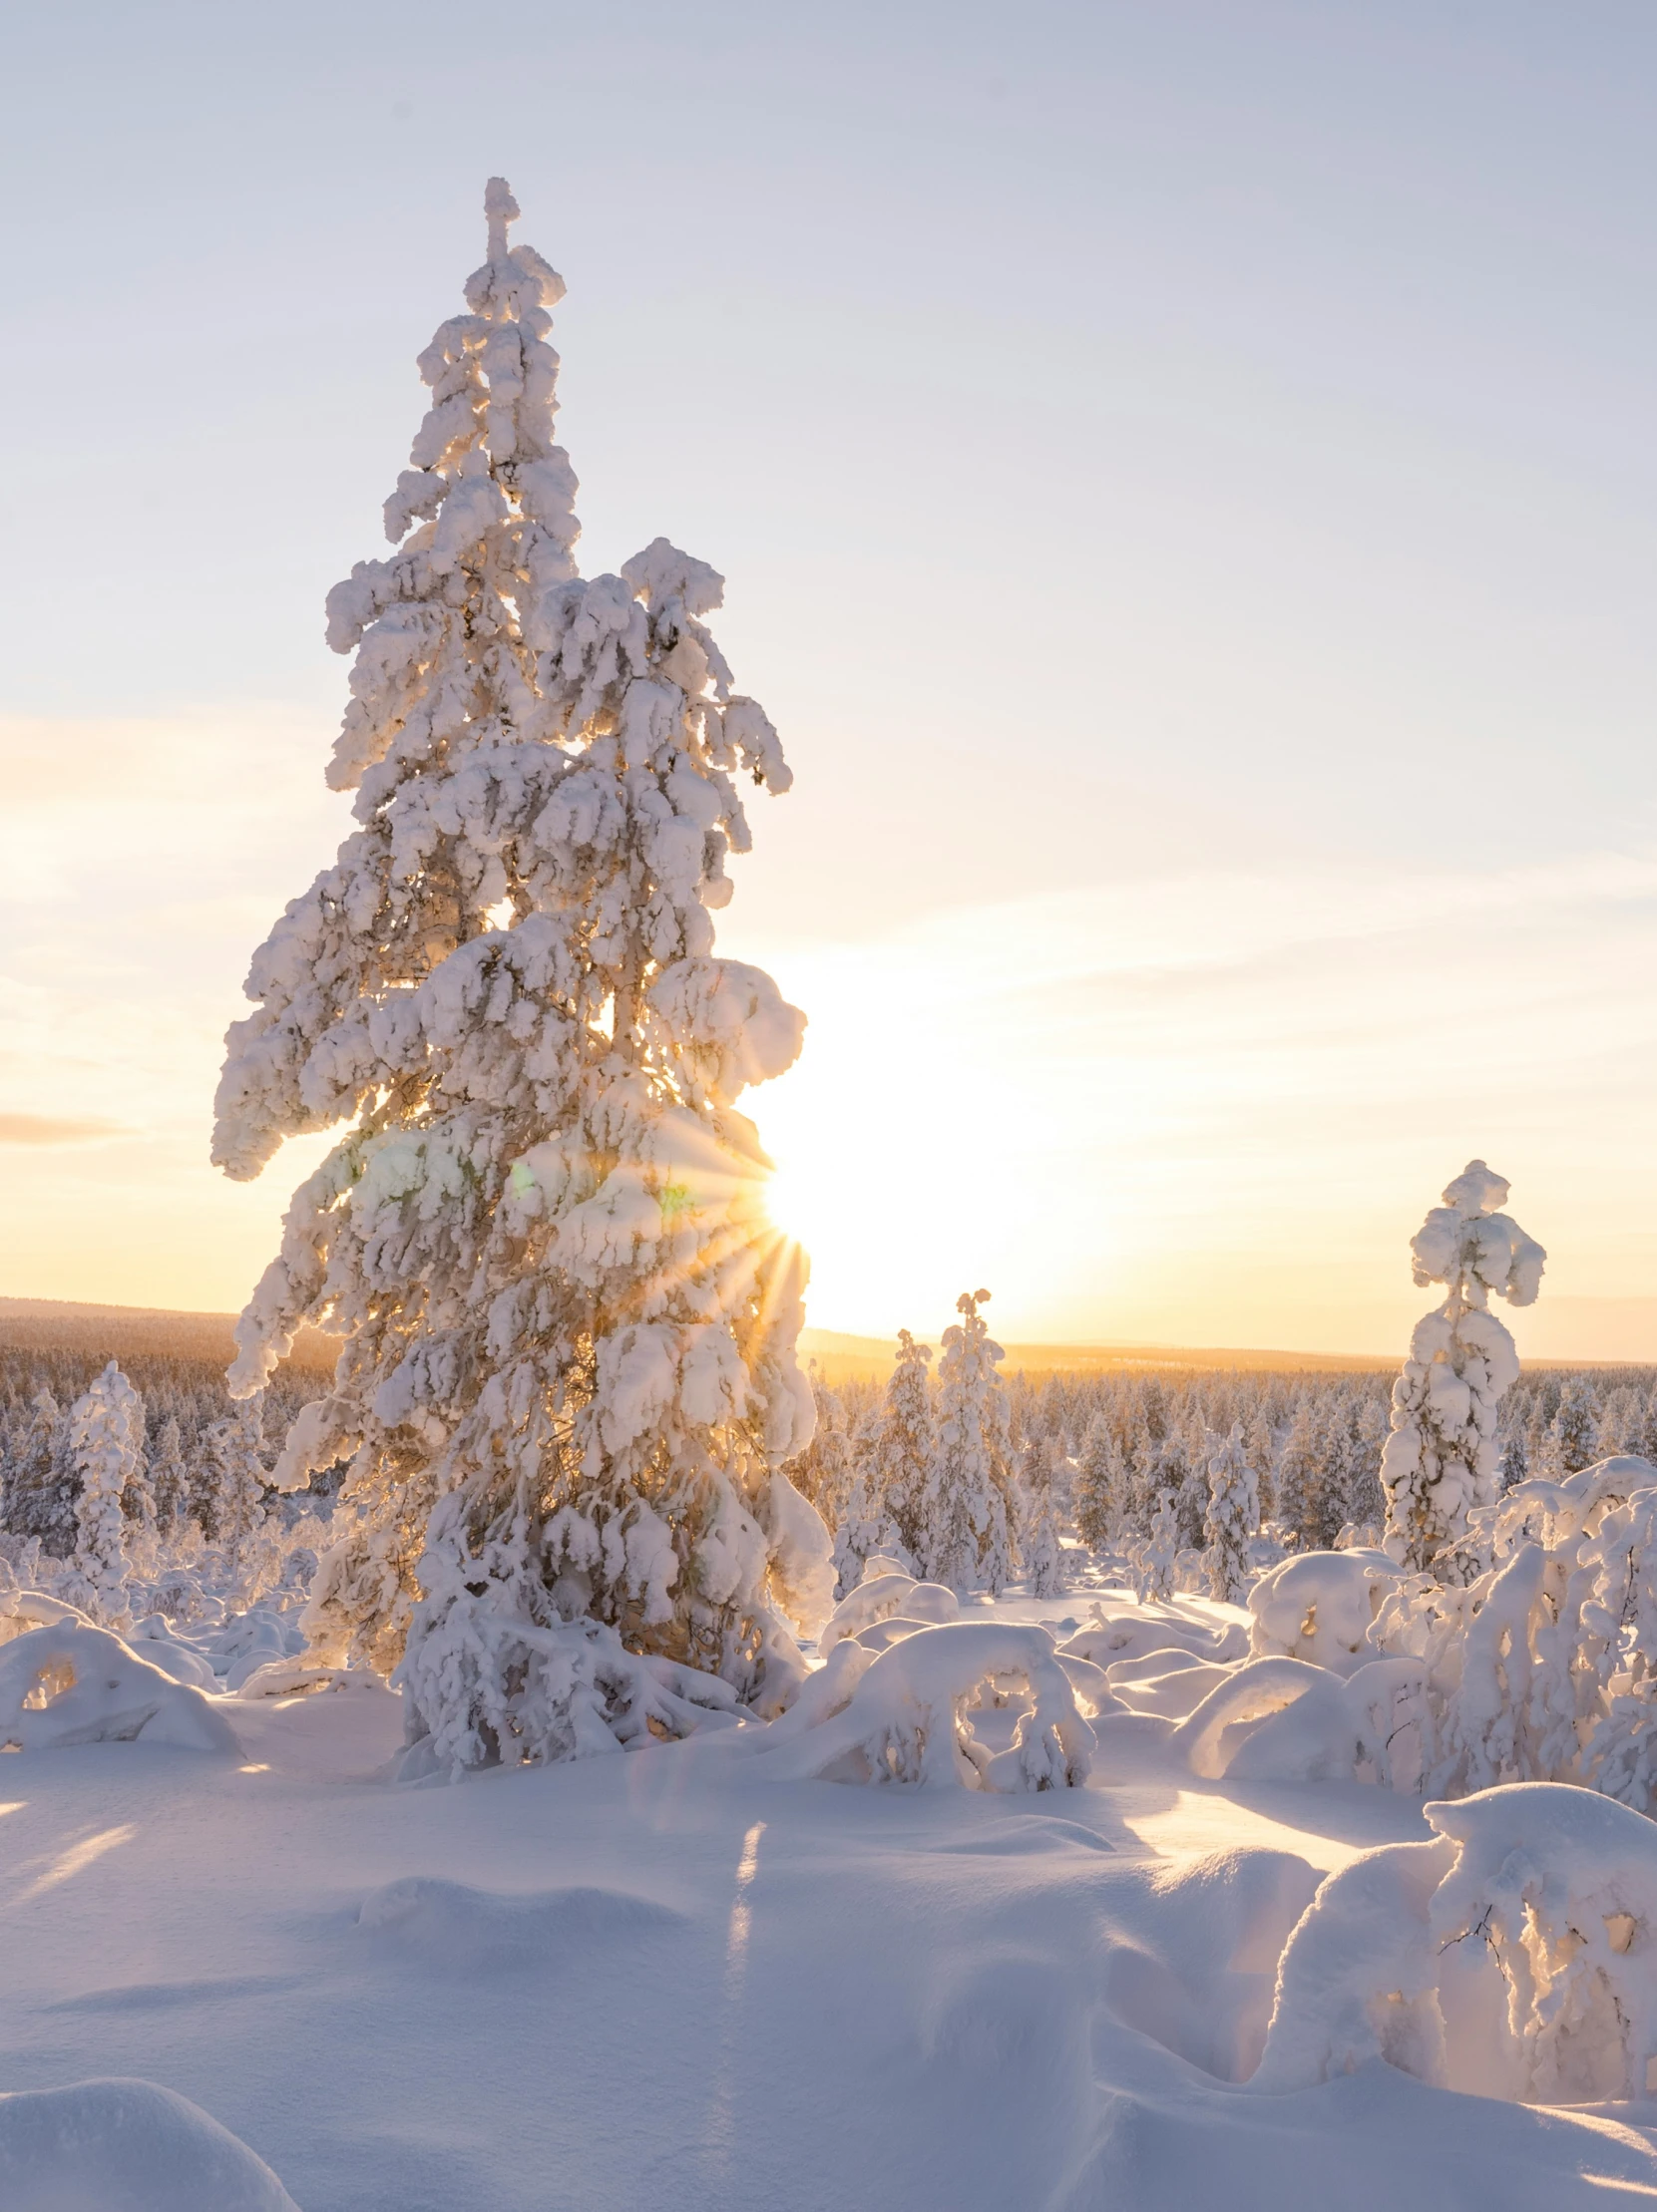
1381;1162;1545;1572
209;181;826;1769
0;1624;241;1753
1247;1549;1401;1676
1171;1654;1428;1788
1203;1422;1257;1604
751;1620;1096;1791
1255;1781;1657;2105
66;1361;145;1626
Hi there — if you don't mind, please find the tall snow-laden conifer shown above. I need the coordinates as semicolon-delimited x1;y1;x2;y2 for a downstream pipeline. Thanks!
1381;1161;1545;1573
212;181;828;1770
67;1362;144;1625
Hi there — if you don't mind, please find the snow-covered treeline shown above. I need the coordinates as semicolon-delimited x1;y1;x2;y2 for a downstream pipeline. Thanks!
787;1329;1657;1602
0;1345;331;1557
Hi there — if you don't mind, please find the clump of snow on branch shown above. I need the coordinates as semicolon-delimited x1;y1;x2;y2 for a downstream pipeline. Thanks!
208;179;825;1770
1381;1162;1545;1572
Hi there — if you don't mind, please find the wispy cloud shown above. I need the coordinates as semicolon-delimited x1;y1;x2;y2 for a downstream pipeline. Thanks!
0;1113;126;1146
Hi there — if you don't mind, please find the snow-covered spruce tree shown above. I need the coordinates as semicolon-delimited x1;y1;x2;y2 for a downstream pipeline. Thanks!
831;1462;909;1598
1022;1437;1067;1599
1073;1413;1125;1551
1133;1488;1180;1603
1553;1374;1601;1477
870;1329;934;1561
148;1414;191;1531
4;1387;78;1555
67;1362;144;1625
923;1290;1012;1593
206;1400;272;1606
211;181;826;1769
1381;1161;1545;1573
787;1369;856;1530
1203;1421;1257;1604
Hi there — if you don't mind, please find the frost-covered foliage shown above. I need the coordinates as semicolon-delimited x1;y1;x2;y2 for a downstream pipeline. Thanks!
66;1362;145;1626
1381;1162;1545;1572
924;1291;1014;1592
1256;1782;1657;2105
1367;1453;1657;1808
1203;1423;1257;1603
208;182;827;1771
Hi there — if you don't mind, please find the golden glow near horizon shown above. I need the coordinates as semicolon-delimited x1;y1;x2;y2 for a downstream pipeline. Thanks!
4;705;1657;1361
7;791;1657;1365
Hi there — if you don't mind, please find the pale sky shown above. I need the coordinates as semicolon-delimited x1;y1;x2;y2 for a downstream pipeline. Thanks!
4;3;1656;1357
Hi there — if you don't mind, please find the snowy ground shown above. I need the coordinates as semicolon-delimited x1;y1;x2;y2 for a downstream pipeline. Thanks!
5;1590;1657;2211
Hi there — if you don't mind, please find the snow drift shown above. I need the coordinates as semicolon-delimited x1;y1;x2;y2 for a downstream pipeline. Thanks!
0;1624;242;1755
0;2078;298;2212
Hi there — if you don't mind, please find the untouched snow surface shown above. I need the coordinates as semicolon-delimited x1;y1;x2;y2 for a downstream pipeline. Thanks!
3;1593;1657;2210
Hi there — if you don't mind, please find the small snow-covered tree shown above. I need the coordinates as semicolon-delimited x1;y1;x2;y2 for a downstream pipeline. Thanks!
831;1464;908;1599
1133;1488;1180;1602
1381;1161;1545;1573
206;1399;272;1605
871;1330;934;1561
211;181;825;1768
1273;1398;1321;1550
1073;1414;1123;1551
4;1387;77;1555
1022;1436;1067;1599
1553;1375;1601;1477
148;1415;191;1531
67;1362;144;1625
1203;1421;1257;1603
924;1290;1012;1593
788;1371;856;1531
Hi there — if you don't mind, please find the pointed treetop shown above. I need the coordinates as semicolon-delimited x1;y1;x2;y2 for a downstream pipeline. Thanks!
484;176;520;262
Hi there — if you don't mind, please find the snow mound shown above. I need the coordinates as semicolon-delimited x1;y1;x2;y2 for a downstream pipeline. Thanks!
1059;1597;1247;1672
0;2077;298;2212
749;1620;1095;1790
1247;1550;1401;1675
1102;1847;1322;2083
358;1876;686;1973
1171;1654;1426;1787
0;1626;242;1755
126;1617;221;1691
0;1590;96;1646
819;1571;959;1656
1255;1779;1657;2103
